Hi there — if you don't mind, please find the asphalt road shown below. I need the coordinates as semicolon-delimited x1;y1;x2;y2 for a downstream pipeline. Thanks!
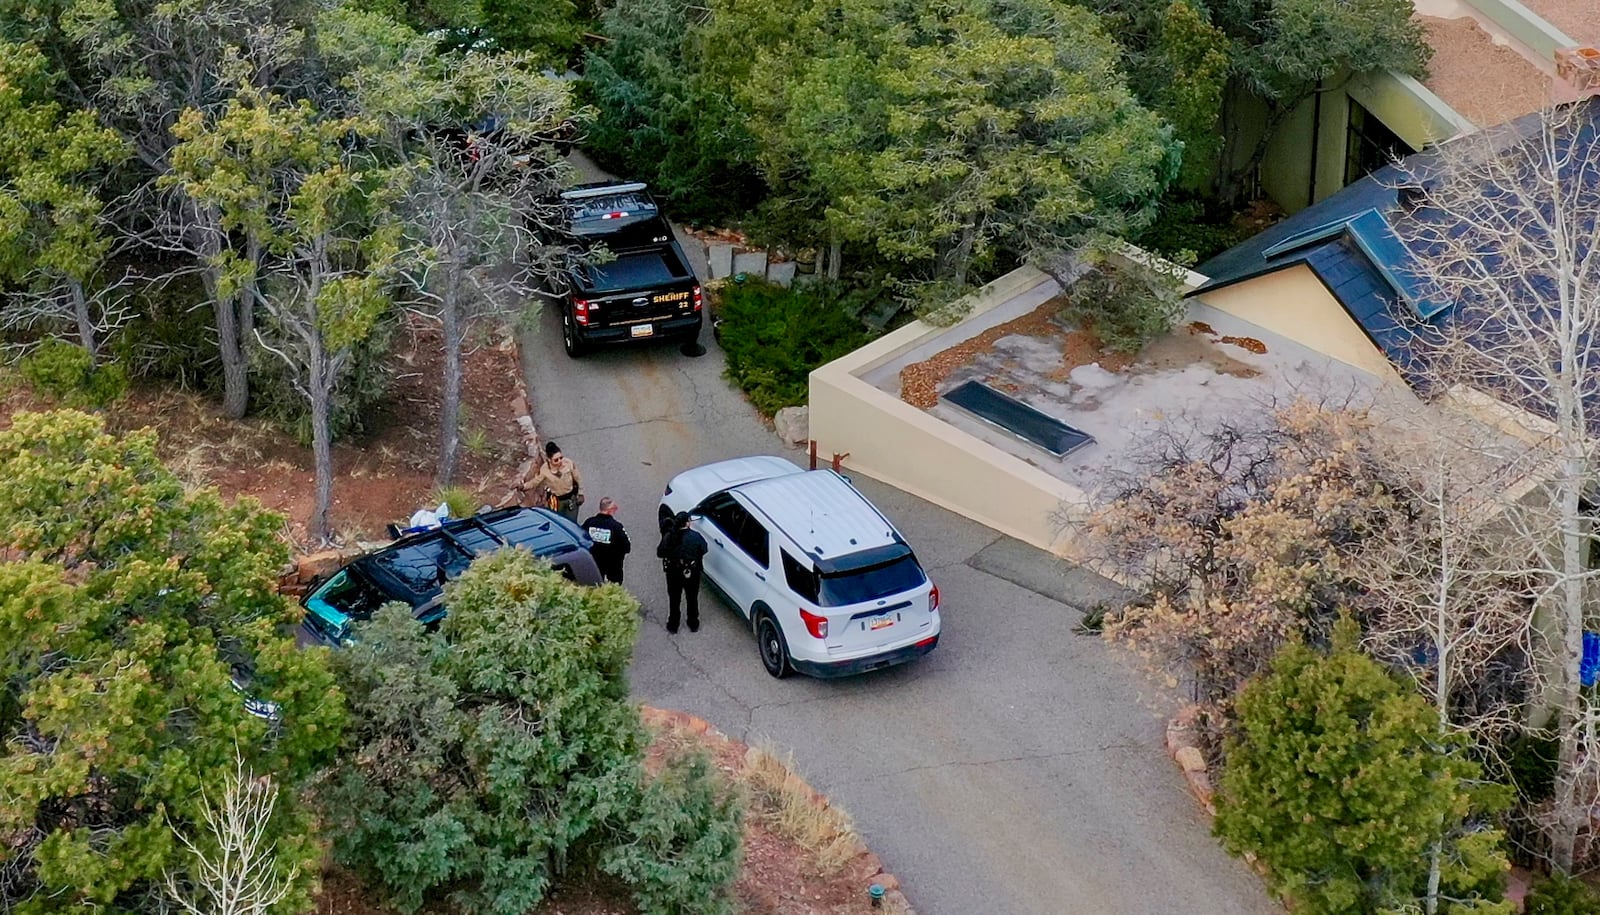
519;291;1277;913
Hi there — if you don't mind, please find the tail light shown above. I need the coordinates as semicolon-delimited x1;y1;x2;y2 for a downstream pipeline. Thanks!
573;299;590;326
692;285;703;312
930;584;940;612
799;608;828;639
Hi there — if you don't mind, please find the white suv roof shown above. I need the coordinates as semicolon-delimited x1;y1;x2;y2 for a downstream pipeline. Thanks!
668;456;902;562
738;470;899;561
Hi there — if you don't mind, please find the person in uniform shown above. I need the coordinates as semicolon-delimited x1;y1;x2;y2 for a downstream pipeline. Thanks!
656;511;708;633
580;497;631;584
518;441;584;522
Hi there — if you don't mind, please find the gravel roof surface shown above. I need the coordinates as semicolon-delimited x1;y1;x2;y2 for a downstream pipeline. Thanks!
1418;15;1552;127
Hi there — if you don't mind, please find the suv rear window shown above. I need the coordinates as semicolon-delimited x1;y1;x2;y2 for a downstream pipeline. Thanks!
782;550;820;603
817;554;926;607
567;190;656;222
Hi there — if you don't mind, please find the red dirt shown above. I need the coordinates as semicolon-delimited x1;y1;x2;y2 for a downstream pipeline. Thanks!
899;296;1133;408
1187;320;1269;356
1;316;528;551
1219;336;1268;355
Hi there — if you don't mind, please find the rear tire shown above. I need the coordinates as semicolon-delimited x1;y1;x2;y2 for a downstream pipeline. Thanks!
756;612;792;679
562;312;586;358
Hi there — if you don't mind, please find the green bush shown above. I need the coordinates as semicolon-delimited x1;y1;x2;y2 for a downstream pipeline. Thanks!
251;308;396;443
319;549;743;915
1526;874;1600;915
603;751;744;915
1132;195;1253;264
1061;254;1187;355
1499;732;1560;804
112;271;221;392
716;279;874;416
0;410;345;913
17;338;128;408
1215;619;1512;915
581;0;765;224
433;485;480;520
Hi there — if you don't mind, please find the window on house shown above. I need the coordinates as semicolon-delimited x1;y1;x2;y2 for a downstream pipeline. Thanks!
1345;100;1410;187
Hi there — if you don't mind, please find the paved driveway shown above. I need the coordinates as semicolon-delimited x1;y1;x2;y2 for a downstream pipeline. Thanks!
518;304;1275;914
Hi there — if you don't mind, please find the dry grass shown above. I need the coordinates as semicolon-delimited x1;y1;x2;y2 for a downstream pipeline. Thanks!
739;741;863;876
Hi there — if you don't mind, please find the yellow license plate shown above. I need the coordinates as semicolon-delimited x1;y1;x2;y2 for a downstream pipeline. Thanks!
630;324;654;337
869;617;895;631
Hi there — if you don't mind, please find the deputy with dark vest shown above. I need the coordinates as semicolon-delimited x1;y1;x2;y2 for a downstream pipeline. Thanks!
656;511;708;634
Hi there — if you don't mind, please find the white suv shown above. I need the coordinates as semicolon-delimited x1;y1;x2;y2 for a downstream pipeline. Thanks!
659;456;940;678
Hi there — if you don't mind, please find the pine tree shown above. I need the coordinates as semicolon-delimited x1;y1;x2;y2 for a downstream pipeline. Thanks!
1214;620;1512;915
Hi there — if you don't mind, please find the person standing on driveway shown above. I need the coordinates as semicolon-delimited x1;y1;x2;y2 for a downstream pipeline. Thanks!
657;510;707;634
581;497;631;584
526;441;584;522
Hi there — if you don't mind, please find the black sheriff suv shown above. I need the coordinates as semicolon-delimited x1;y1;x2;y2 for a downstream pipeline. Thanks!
549;181;703;357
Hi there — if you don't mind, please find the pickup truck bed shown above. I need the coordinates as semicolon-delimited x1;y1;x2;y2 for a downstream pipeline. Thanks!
550;181;703;357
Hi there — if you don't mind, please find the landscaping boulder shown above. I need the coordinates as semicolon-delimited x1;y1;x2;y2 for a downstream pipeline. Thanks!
732;249;768;278
708;242;735;279
773;405;809;444
767;260;797;287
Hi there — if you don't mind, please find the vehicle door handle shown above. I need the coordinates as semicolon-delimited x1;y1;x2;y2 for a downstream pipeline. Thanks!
713;538;724;547
755;572;766;581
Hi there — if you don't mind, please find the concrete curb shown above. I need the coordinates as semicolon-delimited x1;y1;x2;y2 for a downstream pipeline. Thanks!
505;332;544;502
640;706;916;914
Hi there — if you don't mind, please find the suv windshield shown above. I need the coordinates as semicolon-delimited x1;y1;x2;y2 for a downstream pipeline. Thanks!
817;554;926;607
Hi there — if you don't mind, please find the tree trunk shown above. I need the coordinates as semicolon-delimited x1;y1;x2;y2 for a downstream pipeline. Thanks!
826;234;842;282
205;271;252;420
69;279;97;360
1550;457;1588;874
437;295;465;489
309;346;335;545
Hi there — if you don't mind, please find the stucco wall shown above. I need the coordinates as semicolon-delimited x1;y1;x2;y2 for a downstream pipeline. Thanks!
1195;265;1407;385
808;268;1095;558
1257;70;1469;213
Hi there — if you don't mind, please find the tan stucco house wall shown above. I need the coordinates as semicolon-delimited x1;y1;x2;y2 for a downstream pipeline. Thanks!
1194;265;1409;385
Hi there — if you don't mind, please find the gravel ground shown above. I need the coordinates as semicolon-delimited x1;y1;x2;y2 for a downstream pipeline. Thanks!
1418;15;1551;127
1519;0;1600;50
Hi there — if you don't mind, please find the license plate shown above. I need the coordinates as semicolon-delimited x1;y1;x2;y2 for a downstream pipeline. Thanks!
630;324;654;338
869;617;895;631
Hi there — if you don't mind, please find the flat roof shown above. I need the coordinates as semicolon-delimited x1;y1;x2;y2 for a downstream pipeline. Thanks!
865;281;1530;502
1519;0;1599;50
1417;15;1551;127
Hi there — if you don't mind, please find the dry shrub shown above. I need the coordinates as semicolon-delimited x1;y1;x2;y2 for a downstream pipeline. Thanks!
739;742;861;876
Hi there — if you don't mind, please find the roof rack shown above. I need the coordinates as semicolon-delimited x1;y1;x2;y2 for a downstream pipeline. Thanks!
561;182;648;199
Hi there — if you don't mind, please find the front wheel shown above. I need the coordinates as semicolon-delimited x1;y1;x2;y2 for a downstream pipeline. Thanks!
562;312;586;358
756;613;792;679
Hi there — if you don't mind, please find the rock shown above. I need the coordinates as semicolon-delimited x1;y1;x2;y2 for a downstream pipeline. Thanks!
773;406;810;444
515;414;535;435
296;549;346;583
732;249;768;278
1186;769;1216;814
1175;746;1207;773
767;260;797;287
1068;363;1121;389
708;242;735;279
